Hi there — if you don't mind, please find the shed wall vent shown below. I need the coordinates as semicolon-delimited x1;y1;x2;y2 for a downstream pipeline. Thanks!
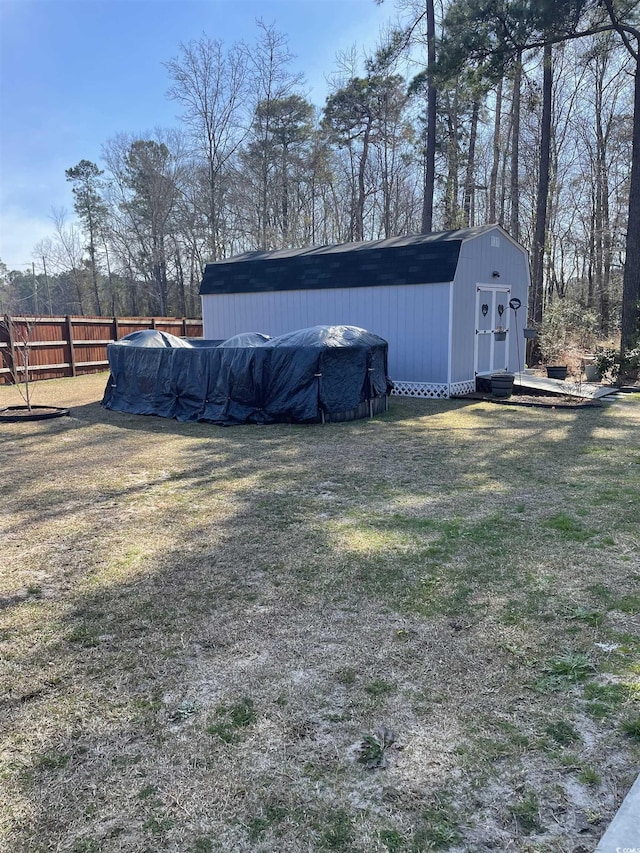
491;236;500;248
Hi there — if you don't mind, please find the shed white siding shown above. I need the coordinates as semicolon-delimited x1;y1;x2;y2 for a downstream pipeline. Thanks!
200;225;531;397
450;230;530;383
202;281;451;385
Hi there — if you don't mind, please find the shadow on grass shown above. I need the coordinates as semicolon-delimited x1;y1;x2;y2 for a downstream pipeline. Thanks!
2;388;640;850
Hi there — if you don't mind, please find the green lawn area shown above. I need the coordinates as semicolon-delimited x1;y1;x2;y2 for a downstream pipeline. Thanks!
1;373;639;852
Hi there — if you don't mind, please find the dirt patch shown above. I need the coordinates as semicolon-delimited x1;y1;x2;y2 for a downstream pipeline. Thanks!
460;391;604;408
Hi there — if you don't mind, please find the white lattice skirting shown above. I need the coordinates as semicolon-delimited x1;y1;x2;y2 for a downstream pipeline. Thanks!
449;380;476;396
391;379;476;398
392;381;450;398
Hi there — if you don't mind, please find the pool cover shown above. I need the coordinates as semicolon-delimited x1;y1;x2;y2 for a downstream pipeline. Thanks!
102;325;390;425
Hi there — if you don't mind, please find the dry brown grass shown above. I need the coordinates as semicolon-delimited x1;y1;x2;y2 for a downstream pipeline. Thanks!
1;373;639;852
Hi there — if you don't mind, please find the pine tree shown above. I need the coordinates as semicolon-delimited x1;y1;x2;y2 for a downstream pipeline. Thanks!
65;160;107;315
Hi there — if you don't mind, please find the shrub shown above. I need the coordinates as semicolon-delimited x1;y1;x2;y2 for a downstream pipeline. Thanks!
538;299;599;364
594;345;640;385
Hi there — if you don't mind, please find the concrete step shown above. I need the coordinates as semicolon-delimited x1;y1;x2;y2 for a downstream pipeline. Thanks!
594;772;640;852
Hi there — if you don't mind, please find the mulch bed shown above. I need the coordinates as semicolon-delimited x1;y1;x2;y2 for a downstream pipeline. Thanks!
458;392;604;408
0;405;70;422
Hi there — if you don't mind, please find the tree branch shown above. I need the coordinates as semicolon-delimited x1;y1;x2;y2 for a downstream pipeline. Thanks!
601;0;639;60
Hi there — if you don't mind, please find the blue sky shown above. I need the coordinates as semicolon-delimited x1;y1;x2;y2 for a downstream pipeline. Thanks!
0;0;399;270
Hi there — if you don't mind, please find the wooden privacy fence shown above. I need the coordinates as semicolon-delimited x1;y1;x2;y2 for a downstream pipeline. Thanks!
0;315;203;384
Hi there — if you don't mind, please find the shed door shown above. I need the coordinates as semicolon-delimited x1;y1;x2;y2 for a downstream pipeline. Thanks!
475;286;511;375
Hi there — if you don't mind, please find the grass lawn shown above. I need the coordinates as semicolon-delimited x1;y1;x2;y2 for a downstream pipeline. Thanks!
1;373;639;852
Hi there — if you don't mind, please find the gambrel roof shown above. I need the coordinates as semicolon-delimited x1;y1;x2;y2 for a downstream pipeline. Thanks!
200;225;509;296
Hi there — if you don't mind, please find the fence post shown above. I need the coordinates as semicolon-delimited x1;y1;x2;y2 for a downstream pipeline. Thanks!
65;315;77;377
182;317;187;336
151;317;157;330
113;316;119;341
2;314;16;384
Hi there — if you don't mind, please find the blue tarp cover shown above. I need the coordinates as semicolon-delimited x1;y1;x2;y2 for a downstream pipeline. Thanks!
102;325;390;425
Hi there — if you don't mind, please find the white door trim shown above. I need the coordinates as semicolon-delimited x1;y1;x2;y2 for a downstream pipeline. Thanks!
474;284;511;376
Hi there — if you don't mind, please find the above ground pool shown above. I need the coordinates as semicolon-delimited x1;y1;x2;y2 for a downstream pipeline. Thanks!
101;325;391;425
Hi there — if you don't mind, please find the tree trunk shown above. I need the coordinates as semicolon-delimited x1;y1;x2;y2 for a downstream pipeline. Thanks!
530;43;552;328
281;147;289;245
175;249;186;317
489;79;503;223
421;0;436;234
348;142;358;242
463;98;480;227
587;184;596;309
601;162;611;335
209;160;219;261
260;113;272;251
382;115;392;238
189;254;197;318
103;239;115;315
509;54;522;242
593;56;607;330
621;52;640;353
443;88;459;229
356;119;372;242
87;211;102;316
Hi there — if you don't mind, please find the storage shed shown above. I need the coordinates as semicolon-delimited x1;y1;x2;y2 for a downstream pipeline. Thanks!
200;224;531;398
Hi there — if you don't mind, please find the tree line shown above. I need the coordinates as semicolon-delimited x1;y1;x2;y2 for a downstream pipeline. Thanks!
1;3;638;358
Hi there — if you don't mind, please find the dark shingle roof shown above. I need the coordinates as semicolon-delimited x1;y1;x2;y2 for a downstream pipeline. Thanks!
199;226;498;296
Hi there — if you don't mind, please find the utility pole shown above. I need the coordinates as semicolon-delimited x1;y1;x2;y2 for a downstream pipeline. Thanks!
32;261;38;314
41;256;52;314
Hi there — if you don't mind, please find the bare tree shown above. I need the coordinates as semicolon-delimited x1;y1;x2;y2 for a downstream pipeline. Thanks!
104;131;184;315
1;315;35;411
247;21;305;249
165;36;250;261
50;209;89;314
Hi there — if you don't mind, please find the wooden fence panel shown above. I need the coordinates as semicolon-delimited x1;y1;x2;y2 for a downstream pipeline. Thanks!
0;315;203;384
